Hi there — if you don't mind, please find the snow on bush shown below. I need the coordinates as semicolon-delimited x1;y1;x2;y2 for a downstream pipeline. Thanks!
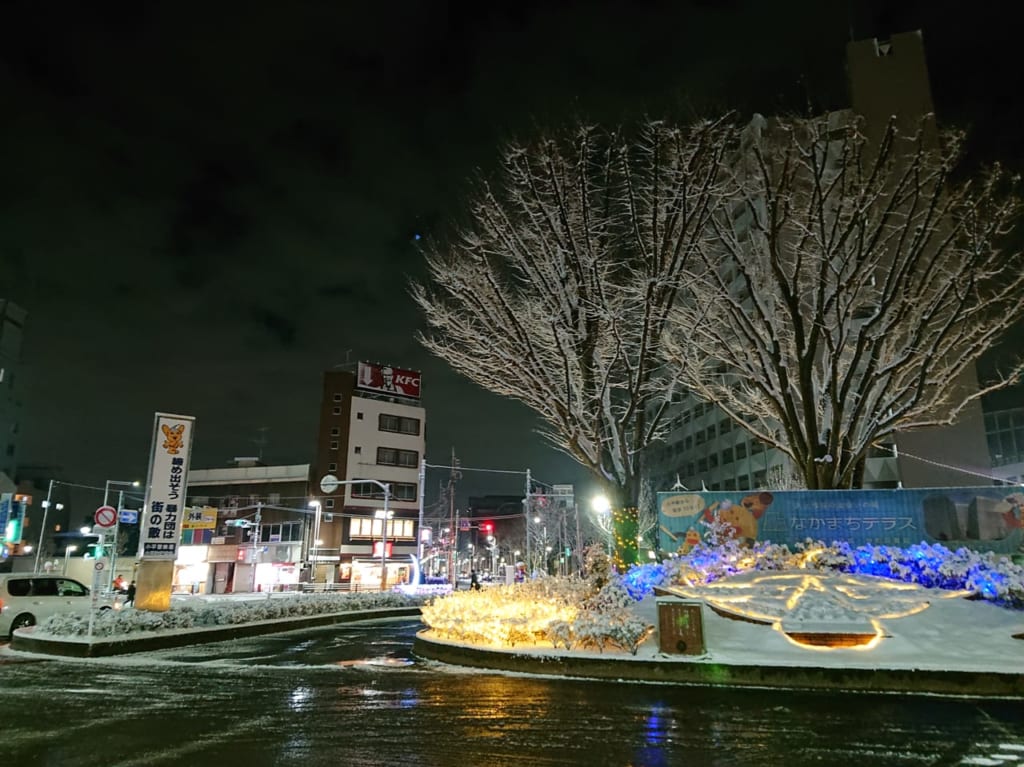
419;539;1024;655
642;539;1024;610
421;564;655;655
36;591;427;638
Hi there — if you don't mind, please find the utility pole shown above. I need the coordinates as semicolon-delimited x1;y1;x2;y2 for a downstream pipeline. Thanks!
447;448;459;586
417;458;427;574
524;469;531;577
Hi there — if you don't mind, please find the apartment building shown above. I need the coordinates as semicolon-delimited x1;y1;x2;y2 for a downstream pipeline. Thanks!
310;362;426;588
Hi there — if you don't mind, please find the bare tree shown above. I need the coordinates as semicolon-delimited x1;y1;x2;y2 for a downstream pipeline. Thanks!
666;114;1024;489
412;119;733;567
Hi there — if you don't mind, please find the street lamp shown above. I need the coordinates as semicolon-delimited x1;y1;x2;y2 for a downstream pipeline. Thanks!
34;499;63;572
103;479;140;592
307;501;322;578
63;545;77;575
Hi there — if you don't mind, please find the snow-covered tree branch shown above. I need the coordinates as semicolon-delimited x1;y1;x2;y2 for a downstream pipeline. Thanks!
666;113;1024;489
412;120;733;529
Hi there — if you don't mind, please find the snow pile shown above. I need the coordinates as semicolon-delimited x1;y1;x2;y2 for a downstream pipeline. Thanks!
35;591;427;638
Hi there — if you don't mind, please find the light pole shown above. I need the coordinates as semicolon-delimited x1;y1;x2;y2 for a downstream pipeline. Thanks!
103;479;140;592
375;507;394;591
63;545;77;575
307;500;322;580
34;488;63;573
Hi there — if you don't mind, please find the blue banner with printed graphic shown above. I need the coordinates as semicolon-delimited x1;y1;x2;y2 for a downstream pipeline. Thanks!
658;486;1024;555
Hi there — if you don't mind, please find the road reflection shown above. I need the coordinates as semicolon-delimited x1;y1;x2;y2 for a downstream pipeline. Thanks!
1;619;1022;767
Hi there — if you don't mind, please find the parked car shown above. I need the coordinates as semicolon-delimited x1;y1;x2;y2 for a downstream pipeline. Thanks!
0;574;103;640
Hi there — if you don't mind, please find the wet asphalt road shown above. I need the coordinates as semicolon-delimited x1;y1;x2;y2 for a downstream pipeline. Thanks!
2;618;1023;767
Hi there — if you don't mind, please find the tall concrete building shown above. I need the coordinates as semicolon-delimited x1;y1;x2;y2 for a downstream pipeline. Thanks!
310;362;426;587
846;31;992;488
647;31;992;495
0;300;26;483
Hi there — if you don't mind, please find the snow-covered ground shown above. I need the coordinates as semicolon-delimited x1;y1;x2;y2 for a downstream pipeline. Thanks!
492;571;1024;673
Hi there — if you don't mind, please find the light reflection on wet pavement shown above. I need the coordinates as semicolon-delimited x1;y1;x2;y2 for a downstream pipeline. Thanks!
2;619;1023;766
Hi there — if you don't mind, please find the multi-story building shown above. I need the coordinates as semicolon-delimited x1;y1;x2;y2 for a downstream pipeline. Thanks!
310;362;426;588
0;300;26;484
647;32;992;495
184;459;312;593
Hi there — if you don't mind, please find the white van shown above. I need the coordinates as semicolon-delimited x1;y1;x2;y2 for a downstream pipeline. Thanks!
0;574;96;639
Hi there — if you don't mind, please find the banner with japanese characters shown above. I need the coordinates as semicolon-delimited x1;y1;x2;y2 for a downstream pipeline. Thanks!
658;486;1024;556
139;412;196;560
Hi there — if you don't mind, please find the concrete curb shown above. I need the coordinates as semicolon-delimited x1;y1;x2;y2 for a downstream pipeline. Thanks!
413;631;1024;700
10;606;423;658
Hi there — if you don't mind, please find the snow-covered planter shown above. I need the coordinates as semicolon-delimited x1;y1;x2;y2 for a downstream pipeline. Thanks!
35;591;427;638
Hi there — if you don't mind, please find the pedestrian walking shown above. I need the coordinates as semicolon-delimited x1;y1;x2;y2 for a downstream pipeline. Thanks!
126;580;136;606
470;570;481;591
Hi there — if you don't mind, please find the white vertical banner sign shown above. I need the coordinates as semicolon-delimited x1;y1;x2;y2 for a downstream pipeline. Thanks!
138;412;196;561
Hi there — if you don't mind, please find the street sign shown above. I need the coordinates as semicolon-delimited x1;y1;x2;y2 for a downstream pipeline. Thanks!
118;509;139;524
94;505;117;528
319;473;341;494
459;519;470;531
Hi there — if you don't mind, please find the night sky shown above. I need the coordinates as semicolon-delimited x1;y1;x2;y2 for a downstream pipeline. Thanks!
2;1;1021;507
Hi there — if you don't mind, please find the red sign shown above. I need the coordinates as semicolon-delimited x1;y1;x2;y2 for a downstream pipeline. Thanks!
357;361;421;399
94;505;117;528
372;541;394;557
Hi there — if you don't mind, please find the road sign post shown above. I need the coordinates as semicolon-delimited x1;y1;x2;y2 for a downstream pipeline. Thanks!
88;560;105;640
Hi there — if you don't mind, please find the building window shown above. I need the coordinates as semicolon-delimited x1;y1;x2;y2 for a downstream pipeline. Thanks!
350;516;415;540
350;481;417;503
268;493;280;504
379;413;421;435
328;462;337;472
377;447;419;468
330;440;339;450
325;499;335;509
259;521;302;543
332;407;341;416
354;446;361;455
333;393;342;402
722;447;734;465
736;443;747;460
330;427;340;437
357;412;364;420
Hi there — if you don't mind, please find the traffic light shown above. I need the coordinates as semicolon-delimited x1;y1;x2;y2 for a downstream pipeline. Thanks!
480;521;493;534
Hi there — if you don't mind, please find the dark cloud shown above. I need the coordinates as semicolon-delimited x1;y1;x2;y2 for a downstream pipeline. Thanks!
2;0;1020;503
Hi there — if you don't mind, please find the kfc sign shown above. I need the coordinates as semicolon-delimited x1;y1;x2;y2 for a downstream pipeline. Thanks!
357;361;421;399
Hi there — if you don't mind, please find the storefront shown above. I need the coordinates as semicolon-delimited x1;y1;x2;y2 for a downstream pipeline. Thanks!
351;556;411;591
173;545;211;594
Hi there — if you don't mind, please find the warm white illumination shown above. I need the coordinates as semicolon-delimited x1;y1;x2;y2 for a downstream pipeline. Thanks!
591;494;611;514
